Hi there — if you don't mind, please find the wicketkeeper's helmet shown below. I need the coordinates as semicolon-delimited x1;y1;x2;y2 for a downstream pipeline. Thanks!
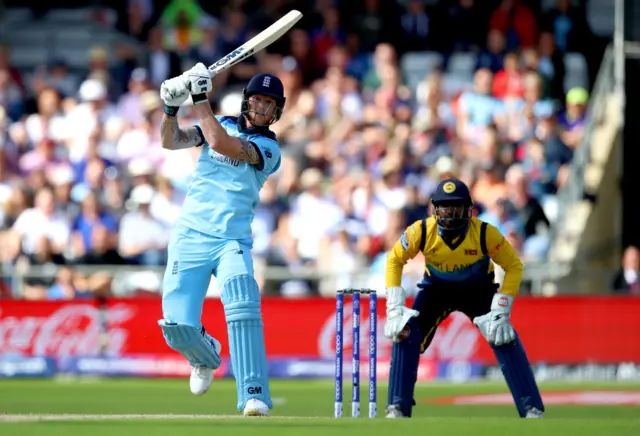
241;73;286;125
431;178;473;231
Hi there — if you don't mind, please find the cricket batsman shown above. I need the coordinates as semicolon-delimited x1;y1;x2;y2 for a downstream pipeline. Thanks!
384;178;545;418
157;63;286;417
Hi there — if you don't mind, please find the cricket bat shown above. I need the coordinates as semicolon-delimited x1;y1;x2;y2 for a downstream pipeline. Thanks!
206;10;303;77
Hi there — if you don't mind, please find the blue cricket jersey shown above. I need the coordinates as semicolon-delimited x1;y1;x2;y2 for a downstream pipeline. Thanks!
178;116;281;240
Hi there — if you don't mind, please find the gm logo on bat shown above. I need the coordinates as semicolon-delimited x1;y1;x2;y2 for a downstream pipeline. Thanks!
214;48;256;68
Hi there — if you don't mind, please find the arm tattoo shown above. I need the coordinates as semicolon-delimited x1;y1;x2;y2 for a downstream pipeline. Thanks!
233;138;261;164
160;115;204;149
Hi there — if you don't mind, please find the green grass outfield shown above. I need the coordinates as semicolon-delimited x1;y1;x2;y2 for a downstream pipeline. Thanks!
0;378;639;435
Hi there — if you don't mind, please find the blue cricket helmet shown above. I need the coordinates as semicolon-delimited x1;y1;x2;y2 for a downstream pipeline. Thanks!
431;178;473;205
241;73;286;125
431;178;473;232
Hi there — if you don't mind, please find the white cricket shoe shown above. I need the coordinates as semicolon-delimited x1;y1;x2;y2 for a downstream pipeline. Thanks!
385;405;406;418
189;338;222;396
243;399;269;417
525;407;544;418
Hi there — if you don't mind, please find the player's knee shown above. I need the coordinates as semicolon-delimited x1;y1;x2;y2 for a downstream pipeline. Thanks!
221;274;262;322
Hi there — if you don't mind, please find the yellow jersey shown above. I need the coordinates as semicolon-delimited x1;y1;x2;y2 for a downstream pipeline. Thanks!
385;217;523;296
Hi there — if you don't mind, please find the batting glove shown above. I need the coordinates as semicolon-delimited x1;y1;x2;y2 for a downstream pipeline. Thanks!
384;286;420;340
473;293;516;347
183;62;213;104
160;76;190;116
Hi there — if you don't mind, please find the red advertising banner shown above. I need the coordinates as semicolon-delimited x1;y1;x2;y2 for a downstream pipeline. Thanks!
1;296;639;364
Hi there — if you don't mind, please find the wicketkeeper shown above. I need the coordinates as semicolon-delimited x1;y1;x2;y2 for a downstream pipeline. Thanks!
384;177;544;418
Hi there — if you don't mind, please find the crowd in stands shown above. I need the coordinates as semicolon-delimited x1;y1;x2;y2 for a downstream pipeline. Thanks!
0;0;602;299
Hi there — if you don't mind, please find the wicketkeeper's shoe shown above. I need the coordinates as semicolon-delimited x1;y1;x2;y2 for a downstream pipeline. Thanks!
385;405;407;418
243;399;269;417
189;338;222;395
525;407;544;418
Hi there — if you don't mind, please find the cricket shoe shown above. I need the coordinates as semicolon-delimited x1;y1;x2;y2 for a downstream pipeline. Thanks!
525;407;544;418
189;338;222;395
243;399;269;417
385;405;407;418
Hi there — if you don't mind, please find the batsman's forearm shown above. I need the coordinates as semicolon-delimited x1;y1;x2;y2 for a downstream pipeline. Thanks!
160;114;203;150
194;103;232;150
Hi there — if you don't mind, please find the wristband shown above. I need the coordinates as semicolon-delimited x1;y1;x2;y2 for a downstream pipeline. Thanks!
164;105;179;117
192;93;208;104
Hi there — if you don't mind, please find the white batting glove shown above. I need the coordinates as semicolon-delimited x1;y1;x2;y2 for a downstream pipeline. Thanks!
473;293;516;347
384;286;420;340
183;62;213;104
160;76;190;108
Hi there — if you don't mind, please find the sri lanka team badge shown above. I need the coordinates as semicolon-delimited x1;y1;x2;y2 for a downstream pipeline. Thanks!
443;181;456;194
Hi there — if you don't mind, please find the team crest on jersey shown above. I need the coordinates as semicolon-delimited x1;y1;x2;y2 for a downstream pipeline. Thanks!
208;148;240;167
264;147;272;159
443;182;456;194
400;233;409;250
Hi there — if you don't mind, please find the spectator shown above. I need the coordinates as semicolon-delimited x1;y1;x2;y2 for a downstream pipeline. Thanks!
71;190;118;261
160;0;208;52
489;0;537;50
186;17;221;68
457;68;504;143
492;52;524;100
399;0;431;52
541;0;592;53
23;87;67;144
612;246;640;294
353;0;386;53
141;27;183;89
51;166;80;222
0;66;24;121
559;86;588;149
520;137;558;198
0;43;25;93
118;183;168;266
121;0;155;42
9;186;71;265
46;266;85;300
289;168;345;263
117;68;153;128
537;31;566;101
476;29;507;74
150;176;183;229
311;7;347;69
19;138;66;178
65;79;122;165
35;59;79;99
505;164;550;239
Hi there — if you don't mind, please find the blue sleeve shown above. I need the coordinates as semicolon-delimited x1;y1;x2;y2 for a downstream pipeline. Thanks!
249;136;281;175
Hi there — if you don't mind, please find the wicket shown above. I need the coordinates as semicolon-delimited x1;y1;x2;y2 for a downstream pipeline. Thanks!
334;288;377;418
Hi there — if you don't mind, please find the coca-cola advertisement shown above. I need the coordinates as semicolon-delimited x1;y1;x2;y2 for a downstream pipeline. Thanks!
1;296;640;366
